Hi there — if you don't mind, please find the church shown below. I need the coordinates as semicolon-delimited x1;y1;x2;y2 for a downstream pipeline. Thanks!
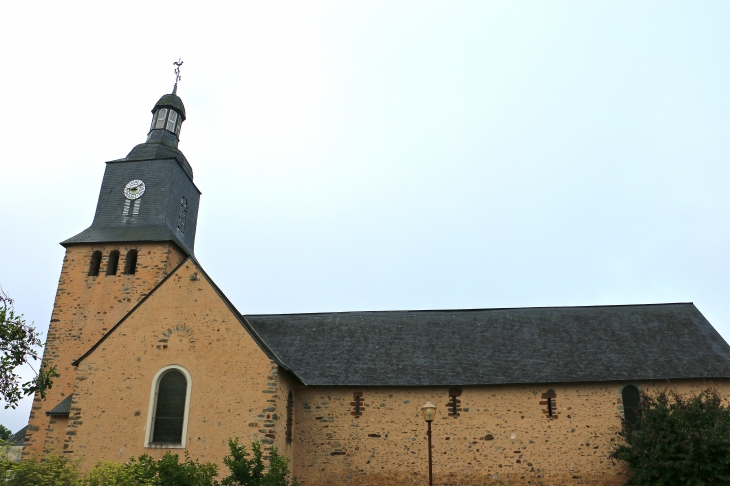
22;84;730;485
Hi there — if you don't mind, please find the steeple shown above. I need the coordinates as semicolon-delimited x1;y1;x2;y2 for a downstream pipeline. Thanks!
62;70;201;256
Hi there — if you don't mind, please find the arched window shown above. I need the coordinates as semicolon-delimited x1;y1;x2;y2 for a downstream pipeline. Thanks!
88;251;102;276
622;385;641;425
154;108;168;129
146;366;192;447
124;249;138;275
166;110;178;132
106;250;120;275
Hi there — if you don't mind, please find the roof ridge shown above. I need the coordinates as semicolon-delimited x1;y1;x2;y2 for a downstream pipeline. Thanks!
244;302;695;318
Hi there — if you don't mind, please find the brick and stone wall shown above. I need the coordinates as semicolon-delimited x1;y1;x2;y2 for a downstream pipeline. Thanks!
291;380;730;485
63;260;288;470
24;242;186;458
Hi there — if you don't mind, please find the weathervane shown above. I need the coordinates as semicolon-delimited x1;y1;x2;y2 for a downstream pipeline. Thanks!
172;58;183;94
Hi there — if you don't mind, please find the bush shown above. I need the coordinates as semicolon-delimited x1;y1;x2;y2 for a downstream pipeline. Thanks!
0;440;294;486
611;386;730;485
222;439;298;486
0;454;80;486
91;452;219;486
83;461;137;486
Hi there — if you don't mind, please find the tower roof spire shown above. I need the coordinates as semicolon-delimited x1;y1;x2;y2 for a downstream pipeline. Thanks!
172;58;183;95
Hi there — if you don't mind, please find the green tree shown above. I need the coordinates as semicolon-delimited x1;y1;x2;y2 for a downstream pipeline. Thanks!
222;439;298;486
0;288;57;409
0;424;11;441
611;386;730;485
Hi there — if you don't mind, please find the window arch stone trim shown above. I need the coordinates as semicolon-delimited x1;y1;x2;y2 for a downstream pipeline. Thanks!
145;364;192;448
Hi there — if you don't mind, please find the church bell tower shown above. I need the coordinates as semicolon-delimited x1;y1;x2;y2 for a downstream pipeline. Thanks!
24;72;201;457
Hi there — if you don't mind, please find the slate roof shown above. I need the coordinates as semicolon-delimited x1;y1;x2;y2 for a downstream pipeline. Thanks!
62;225;191;256
154;93;186;119
7;426;27;446
46;394;73;416
245;303;730;386
125;142;193;180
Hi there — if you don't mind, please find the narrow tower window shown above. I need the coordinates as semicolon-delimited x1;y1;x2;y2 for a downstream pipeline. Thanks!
622;385;641;425
88;251;102;276
166;110;178;132
447;388;462;418
286;390;293;444
541;389;557;419
177;197;187;233
132;199;141;215
351;391;364;418
155;108;168;129
106;250;120;275
124;249;138;275
123;199;131;216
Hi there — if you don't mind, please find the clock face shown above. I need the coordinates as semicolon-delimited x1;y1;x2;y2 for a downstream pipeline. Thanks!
124;180;146;200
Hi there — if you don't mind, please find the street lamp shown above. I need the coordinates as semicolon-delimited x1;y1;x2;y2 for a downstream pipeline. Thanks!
421;402;437;486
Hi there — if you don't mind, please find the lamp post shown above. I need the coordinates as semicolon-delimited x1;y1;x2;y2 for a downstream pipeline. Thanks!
421;402;437;486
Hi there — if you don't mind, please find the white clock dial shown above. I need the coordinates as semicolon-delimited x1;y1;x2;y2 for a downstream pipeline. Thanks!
124;180;146;200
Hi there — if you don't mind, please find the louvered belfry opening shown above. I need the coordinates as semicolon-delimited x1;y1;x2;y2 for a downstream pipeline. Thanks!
106;250;120;275
88;251;102;276
152;370;187;444
622;385;641;425
124;249;138;275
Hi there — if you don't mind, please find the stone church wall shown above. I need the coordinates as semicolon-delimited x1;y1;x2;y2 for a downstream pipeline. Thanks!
62;260;286;470
24;242;187;458
291;379;730;485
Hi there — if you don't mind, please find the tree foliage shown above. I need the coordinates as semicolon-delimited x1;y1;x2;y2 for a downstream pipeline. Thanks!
0;424;11;441
611;386;730;485
0;454;80;486
0;288;57;409
221;439;298;486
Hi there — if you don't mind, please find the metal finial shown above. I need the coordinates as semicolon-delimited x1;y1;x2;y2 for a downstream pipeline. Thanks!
172;58;183;95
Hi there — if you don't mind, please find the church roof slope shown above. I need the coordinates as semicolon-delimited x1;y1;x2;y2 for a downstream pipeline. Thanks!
7;426;27;446
245;303;730;386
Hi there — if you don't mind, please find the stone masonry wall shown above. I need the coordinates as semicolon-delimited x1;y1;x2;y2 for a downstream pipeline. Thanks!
292;380;730;485
24;242;186;458
64;260;287;472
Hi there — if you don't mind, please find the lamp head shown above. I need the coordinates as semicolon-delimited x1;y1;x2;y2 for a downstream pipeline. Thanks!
421;402;437;422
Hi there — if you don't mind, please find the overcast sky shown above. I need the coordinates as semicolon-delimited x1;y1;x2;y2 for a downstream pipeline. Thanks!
1;1;728;431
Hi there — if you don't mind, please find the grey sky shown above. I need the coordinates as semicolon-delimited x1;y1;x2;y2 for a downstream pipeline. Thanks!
1;1;728;431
